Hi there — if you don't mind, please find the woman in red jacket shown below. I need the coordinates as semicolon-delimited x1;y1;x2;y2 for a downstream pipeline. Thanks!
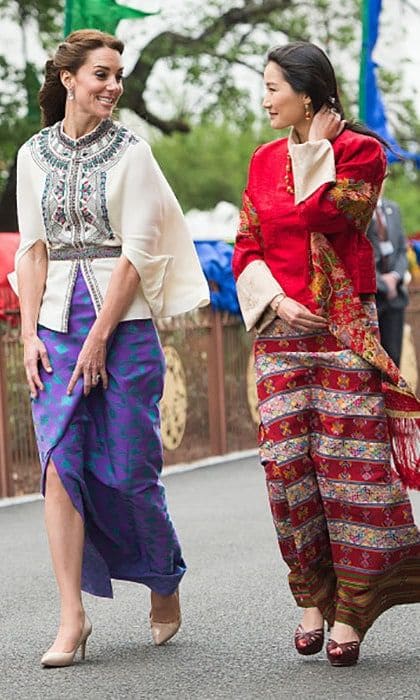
233;41;420;667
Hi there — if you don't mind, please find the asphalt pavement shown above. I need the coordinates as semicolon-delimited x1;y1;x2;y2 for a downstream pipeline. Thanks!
0;456;419;700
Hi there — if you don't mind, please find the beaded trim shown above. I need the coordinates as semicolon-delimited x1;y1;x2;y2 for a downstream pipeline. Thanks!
49;245;122;261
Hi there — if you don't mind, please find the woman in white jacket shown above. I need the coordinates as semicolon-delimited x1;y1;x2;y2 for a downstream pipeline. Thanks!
12;28;209;668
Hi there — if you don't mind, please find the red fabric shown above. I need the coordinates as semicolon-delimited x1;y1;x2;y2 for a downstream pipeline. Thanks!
232;129;386;312
310;231;420;489
255;323;420;637
0;232;19;323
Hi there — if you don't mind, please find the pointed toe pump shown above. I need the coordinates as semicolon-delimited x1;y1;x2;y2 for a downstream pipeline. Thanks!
150;616;182;646
41;615;92;668
150;590;181;646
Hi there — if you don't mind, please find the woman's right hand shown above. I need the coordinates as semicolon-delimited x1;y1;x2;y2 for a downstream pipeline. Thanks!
275;296;328;331
23;335;52;399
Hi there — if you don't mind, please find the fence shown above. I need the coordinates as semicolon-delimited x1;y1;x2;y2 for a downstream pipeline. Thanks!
0;303;258;498
3;287;420;499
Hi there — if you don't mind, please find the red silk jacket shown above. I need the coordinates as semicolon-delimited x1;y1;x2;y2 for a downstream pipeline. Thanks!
232;129;387;315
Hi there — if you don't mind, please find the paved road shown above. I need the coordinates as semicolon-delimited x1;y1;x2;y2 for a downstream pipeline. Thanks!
1;457;419;700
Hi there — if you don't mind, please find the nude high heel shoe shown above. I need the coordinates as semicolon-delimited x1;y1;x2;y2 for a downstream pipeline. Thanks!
41;614;92;668
150;590;181;646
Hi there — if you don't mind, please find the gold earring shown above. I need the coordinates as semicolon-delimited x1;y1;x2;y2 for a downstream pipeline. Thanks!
304;102;311;121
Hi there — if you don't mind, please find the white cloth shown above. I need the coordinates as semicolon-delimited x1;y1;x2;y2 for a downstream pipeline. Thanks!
9;119;209;332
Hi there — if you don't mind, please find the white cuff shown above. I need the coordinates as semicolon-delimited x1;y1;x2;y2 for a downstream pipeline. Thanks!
236;259;284;331
122;246;173;316
289;138;335;204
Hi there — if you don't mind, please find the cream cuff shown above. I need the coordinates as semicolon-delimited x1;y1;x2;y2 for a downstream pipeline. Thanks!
288;136;336;204
236;259;284;332
121;245;173;317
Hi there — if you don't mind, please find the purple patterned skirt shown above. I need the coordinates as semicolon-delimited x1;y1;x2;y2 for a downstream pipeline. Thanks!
32;269;186;598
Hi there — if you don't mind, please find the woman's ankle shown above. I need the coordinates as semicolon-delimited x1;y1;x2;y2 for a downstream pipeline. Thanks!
300;606;323;630
329;621;360;643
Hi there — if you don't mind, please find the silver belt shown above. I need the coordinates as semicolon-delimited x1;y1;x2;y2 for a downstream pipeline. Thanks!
49;245;122;261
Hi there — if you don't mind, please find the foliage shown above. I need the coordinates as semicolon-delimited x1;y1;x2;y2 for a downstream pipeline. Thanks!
152;117;275;211
0;0;63;196
0;0;419;230
385;163;420;235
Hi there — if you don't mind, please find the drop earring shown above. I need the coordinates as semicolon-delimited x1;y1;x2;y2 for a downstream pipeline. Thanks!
304;102;311;121
67;87;75;101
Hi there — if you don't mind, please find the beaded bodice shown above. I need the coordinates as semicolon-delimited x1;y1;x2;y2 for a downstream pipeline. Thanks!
29;119;138;249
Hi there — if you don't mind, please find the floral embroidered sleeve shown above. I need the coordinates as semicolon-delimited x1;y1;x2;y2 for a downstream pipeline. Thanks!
290;134;387;235
233;190;284;331
232;191;264;280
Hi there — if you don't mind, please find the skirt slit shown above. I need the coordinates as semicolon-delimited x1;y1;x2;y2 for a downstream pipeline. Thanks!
32;268;186;598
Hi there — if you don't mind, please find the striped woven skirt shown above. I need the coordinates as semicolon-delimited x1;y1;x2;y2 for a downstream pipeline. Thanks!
254;312;420;639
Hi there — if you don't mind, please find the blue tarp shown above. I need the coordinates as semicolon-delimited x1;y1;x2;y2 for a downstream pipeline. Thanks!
194;241;240;315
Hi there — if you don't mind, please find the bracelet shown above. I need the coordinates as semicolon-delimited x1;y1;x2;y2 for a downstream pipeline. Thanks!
270;293;286;313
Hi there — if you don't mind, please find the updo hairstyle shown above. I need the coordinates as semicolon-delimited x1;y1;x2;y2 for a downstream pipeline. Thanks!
39;29;124;127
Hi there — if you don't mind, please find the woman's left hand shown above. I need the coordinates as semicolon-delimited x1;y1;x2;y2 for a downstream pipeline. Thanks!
308;106;346;142
67;331;108;396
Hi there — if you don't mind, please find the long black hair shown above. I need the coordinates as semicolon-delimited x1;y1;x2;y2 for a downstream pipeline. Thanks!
267;41;390;150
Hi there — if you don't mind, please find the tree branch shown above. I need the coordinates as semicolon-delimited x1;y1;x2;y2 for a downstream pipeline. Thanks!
124;0;293;131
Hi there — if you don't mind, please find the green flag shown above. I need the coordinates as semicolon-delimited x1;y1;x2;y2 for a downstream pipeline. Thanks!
65;0;159;36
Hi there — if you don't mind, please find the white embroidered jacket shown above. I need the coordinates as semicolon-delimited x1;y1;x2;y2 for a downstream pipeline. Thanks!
9;119;209;332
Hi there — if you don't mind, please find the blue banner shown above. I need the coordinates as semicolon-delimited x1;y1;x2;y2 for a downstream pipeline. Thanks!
359;0;420;166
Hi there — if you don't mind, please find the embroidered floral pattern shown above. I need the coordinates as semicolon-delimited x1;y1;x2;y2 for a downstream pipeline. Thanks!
309;231;420;488
238;192;263;245
29;119;138;248
254;313;420;637
327;178;381;231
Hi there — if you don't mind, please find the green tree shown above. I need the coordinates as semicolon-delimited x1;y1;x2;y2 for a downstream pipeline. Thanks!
0;0;419;229
152;117;274;212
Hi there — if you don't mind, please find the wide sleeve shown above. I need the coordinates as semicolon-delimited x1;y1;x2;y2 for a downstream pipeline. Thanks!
119;140;175;315
7;143;47;295
289;134;387;234
119;139;209;317
232;190;284;331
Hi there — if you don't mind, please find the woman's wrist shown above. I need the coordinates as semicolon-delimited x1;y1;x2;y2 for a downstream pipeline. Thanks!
270;293;286;314
21;328;38;342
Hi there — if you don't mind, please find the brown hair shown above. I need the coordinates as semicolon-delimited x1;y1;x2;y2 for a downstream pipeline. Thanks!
39;29;124;127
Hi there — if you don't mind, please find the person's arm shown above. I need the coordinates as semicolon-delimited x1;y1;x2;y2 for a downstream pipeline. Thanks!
13;144;52;398
18;241;53;398
67;140;175;395
232;189;285;331
290;119;387;236
366;217;388;295
66;255;140;395
379;204;408;300
389;204;408;280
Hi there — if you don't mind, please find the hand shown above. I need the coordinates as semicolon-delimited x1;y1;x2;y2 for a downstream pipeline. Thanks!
67;331;108;396
23;335;53;399
308;106;346;143
381;272;399;300
275;297;329;331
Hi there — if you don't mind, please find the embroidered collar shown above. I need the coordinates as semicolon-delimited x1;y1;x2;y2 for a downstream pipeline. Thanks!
56;118;115;150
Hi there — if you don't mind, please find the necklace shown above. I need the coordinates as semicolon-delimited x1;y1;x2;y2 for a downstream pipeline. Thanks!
285;152;294;195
